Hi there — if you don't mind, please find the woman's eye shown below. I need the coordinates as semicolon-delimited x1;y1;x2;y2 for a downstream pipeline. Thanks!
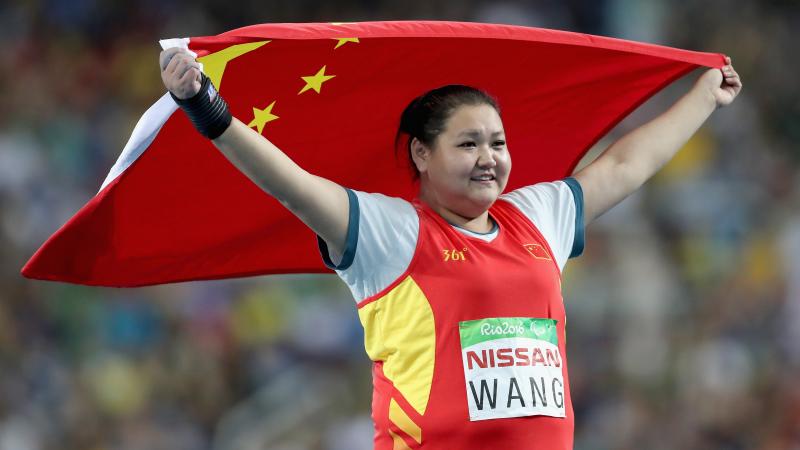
459;142;476;148
493;140;506;147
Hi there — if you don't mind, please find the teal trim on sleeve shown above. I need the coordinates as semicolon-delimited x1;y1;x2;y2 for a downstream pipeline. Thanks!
563;177;585;258
317;188;359;270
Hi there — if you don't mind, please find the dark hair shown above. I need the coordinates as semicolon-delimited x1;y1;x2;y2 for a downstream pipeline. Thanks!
395;85;501;179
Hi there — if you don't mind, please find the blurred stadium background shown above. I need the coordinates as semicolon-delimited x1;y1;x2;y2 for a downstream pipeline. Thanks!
1;0;799;449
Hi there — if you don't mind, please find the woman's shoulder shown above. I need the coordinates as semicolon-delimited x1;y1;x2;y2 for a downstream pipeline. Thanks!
498;178;585;270
349;189;418;221
330;189;421;303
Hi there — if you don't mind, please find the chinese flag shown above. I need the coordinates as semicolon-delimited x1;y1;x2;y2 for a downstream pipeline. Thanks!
22;21;725;287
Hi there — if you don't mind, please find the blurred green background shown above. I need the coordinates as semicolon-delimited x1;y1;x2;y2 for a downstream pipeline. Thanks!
1;0;798;449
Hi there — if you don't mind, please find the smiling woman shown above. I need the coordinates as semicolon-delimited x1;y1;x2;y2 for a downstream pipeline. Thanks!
395;85;511;233
159;44;740;449
335;86;582;448
408;101;511;233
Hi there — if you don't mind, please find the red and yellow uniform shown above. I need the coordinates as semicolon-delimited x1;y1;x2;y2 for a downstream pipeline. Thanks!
318;178;584;448
357;198;573;449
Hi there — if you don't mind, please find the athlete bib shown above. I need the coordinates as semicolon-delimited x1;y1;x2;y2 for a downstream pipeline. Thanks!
459;317;566;421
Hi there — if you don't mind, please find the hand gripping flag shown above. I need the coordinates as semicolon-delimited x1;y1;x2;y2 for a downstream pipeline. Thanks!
22;21;725;287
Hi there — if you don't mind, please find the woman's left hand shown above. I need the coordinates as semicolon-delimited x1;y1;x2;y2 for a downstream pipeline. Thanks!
696;56;743;108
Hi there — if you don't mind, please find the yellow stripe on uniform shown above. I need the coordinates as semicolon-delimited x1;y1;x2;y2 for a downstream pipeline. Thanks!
389;399;422;444
358;276;435;415
389;429;413;450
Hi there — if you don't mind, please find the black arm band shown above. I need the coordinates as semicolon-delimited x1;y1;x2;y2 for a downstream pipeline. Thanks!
170;73;232;140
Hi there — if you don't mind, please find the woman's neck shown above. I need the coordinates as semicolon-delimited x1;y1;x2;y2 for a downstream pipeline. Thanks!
418;187;494;233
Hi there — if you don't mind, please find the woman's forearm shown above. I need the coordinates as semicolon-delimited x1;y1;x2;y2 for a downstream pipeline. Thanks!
606;83;717;187
574;81;721;223
212;119;351;253
213;119;311;203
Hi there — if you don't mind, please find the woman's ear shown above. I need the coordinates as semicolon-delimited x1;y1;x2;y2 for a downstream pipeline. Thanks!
410;137;430;175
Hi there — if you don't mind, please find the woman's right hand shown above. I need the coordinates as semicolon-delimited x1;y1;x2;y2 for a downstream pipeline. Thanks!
159;48;202;99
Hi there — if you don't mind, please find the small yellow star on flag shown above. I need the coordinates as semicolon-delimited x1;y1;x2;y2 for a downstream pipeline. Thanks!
247;101;279;134
298;66;335;95
333;37;359;49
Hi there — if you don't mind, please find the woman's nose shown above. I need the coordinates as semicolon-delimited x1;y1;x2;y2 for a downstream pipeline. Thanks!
477;146;497;168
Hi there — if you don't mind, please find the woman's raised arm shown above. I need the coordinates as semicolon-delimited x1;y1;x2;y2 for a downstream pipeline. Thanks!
573;57;742;224
160;47;350;256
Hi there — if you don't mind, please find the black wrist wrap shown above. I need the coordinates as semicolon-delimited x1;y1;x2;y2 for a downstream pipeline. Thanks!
170;73;232;140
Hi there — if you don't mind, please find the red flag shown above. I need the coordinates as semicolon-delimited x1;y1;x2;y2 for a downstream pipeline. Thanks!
22;21;724;287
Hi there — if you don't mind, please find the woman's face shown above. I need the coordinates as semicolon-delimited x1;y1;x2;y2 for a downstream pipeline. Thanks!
415;103;511;218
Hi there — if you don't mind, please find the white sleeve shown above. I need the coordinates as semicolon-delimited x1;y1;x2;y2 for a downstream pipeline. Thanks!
499;178;585;272
317;189;419;303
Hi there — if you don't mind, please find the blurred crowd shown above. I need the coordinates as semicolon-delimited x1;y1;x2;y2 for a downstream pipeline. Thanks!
1;0;799;449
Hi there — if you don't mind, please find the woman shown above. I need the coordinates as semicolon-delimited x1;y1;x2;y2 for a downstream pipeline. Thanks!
160;47;741;449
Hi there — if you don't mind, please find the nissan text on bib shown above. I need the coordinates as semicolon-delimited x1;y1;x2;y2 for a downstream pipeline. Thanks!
459;317;566;421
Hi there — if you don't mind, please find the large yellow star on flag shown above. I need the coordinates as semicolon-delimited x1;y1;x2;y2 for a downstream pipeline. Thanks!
197;41;269;91
298;66;335;95
247;101;279;134
333;37;359;49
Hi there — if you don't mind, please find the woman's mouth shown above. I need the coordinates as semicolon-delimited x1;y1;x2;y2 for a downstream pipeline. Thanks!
470;174;496;183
